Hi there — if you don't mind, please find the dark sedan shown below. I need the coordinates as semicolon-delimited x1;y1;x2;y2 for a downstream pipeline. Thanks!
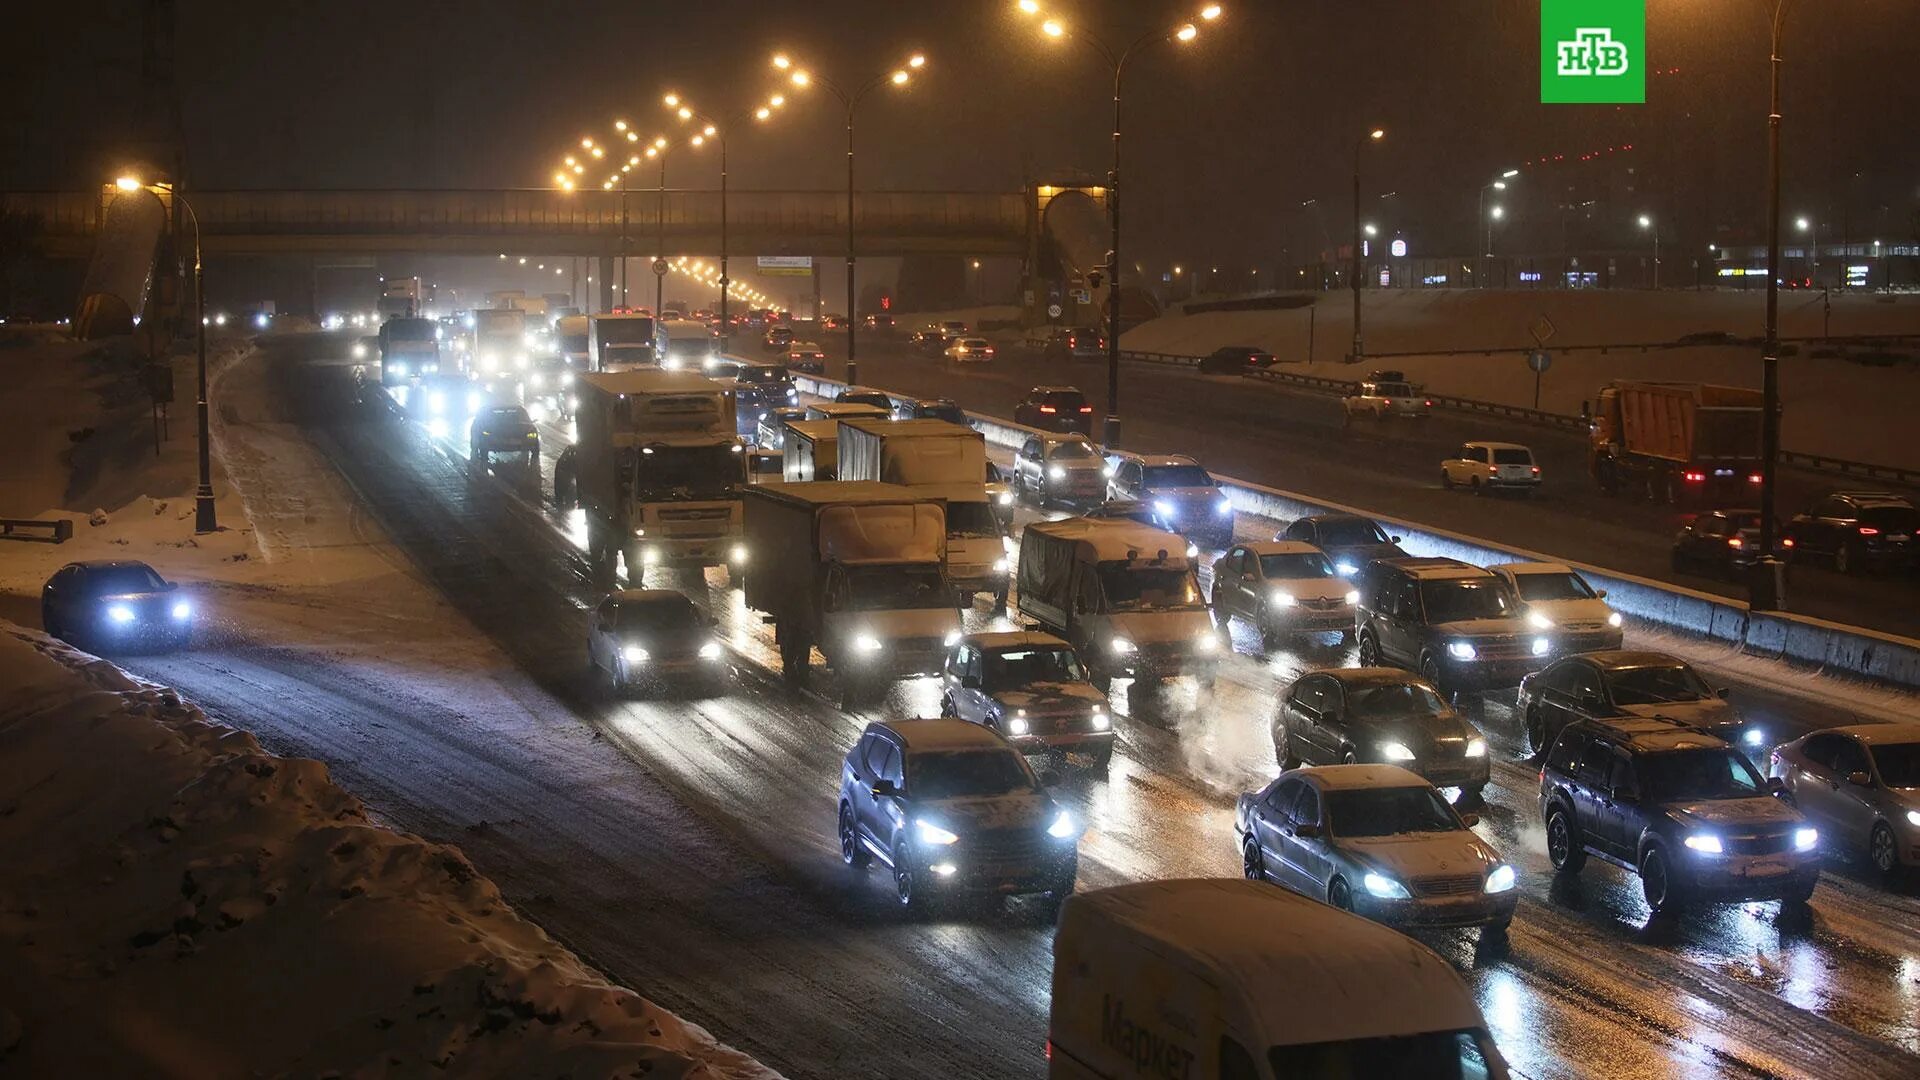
42;560;194;651
1671;508;1792;579
1272;668;1491;801
1517;651;1756;759
1276;514;1408;578
1198;345;1277;374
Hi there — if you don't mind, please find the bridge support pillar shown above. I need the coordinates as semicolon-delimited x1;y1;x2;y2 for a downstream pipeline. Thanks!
597;256;614;313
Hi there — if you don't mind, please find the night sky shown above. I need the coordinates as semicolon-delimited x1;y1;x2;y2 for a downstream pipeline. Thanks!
7;1;1919;267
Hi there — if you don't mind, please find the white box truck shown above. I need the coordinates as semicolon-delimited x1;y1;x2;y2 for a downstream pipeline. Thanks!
1049;879;1510;1079
589;313;667;371
836;418;1006;607
554;370;747;587
469;307;531;379
742;481;961;708
782;419;840;482
1016;517;1218;694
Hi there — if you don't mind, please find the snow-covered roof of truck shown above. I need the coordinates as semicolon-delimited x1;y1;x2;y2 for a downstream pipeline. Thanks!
576;370;725;397
782;419;841;444
1068;879;1484;1047
910;481;992;506
746;480;935;508
1024;516;1187;564
838;417;980;440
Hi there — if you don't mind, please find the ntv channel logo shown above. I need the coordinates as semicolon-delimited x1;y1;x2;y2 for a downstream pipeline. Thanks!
1541;0;1645;104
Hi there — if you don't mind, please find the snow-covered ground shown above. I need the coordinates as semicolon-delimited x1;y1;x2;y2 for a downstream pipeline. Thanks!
1117;289;1920;469
0;336;775;1077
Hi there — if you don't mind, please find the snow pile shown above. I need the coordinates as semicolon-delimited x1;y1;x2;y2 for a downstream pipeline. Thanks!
0;623;777;1078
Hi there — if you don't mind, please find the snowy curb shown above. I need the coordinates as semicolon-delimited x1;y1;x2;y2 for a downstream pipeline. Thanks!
791;372;1920;692
0;622;779;1078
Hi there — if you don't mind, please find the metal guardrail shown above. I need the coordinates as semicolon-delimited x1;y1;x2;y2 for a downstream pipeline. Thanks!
1;517;74;543
1777;450;1920;488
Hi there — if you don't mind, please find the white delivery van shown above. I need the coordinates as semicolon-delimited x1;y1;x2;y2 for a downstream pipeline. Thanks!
1050;879;1509;1080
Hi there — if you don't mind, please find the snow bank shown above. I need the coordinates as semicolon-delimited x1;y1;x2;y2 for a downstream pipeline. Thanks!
0;623;777;1078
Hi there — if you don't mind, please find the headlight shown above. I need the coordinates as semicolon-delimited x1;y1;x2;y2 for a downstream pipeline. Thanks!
1527;610;1554;630
1271;590;1296;607
1194;631;1218;653
480;352;498;370
106;604;136;624
1343;590;1361;605
1792;827;1818;851
1153;499;1175;518
1380;742;1416;762
1531;637;1551;657
730;544;749;564
1215;497;1233;516
916;819;959;846
529;372;545;389
1048;465;1065;481
1186;542;1199;559
854;633;884;653
1446;641;1478;661
698;641;723;660
352;343;367;359
1111;637;1136;654
1047;810;1079;839
1336;561;1358;576
1006;715;1031;735
1484;864;1516;894
1683;833;1723;854
170;601;192;620
622;645;649;664
997;491;1014;507
1742;727;1766;747
514;353;530;370
560;370;575;386
1607;612;1624;628
1363;872;1411;899
426;391;446;415
1090;711;1110;731
1906;810;1920;828
943;630;963;648
992;557;1010;573
1465;737;1487;758
1001;535;1016;555
466;392;484;414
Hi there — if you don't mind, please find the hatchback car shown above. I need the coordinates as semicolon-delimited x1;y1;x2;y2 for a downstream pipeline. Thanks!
837;719;1082;912
1199;345;1276;374
895;397;968;424
1013;386;1095;435
785;346;827;374
1343;378;1430;420
940;632;1114;770
836;387;894;411
1210;542;1358;646
763;325;795;352
1106;454;1235;548
41;560;194;651
1786;491;1918;574
1041;327;1105;362
1671;508;1793;579
470;404;539;466
1354;558;1550;694
1276;514;1407;578
1236;765;1515;936
1012;433;1105;508
1487;562;1623;653
1540;718;1819;913
1770;723;1920;878
1272;668;1491;800
945;337;995;363
585;589;727;694
1518;651;1753;758
1442;442;1540;495
731;363;798;421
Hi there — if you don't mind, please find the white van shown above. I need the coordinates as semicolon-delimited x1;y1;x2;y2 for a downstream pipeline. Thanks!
1050;879;1509;1079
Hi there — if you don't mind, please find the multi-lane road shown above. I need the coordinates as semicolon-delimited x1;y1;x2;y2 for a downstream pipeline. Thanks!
126;332;1920;1080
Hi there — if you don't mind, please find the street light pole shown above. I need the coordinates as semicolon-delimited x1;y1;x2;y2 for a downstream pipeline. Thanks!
185;195;214;533
655;152;668;317
1351;128;1383;362
1755;0;1794;608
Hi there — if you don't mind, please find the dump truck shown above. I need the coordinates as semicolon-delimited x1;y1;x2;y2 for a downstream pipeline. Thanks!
1017;517;1219;695
1588;381;1765;504
742;481;961;708
554;369;747;587
836;418;1006;607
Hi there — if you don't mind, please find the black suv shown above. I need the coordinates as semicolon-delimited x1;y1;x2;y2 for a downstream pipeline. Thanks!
1539;718;1819;913
1354;558;1550;694
1013;386;1095;435
1198;345;1276;374
1785;491;1918;574
836;719;1082;914
1272;668;1490;800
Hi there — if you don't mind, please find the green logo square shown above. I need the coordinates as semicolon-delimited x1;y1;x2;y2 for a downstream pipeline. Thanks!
1541;0;1645;104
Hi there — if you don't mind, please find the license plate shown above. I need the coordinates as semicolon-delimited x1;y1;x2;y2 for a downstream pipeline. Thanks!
1742;859;1789;878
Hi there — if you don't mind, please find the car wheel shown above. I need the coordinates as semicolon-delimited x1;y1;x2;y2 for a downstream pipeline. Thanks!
893;843;920;909
839;803;871;869
1470;476;1483;496
1441;470;1454;490
1419;654;1447;695
1242;837;1266;882
1525;704;1550;757
1273;724;1300;770
1835;542;1857;575
1327;877;1354;912
1546;806;1586;874
1259;619;1280;652
1356;632;1380;667
1640;846;1685;912
939;693;958;719
1870;822;1900;878
1211;588;1231;630
1340;628;1356;646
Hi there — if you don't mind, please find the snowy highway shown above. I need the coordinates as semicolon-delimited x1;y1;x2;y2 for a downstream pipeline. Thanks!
127;333;1920;1080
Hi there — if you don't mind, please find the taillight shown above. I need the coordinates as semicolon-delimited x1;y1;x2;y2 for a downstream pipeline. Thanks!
1079;405;1094;413
1424;399;1434;407
1748;473;1763;484
1728;537;1745;548
1683;471;1705;483
1859;526;1880;536
1045;1040;1053;1061
1782;537;1795;548
1531;466;1541;475
1039;405;1056;414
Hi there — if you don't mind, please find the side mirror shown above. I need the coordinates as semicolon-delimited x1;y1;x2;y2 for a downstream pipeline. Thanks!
1036;766;1064;788
1595;588;1608;599
870;779;898;798
1390;535;1403;544
1767;776;1789;797
163;580;179;592
1847;770;1873;788
961;675;981;690
1292;822;1322;839
1459;812;1480;828
1715;687;1731;700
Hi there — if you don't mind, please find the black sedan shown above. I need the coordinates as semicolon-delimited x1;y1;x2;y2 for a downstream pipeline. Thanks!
1671;508;1792;579
1272;668;1490;801
1517;650;1757;759
42;560;194;651
1276;514;1407;578
1198;345;1277;374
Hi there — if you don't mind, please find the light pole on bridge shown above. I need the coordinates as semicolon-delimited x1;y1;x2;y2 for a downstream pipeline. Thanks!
1351;127;1385;363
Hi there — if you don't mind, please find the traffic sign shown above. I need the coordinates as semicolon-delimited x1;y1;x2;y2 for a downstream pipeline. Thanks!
1528;314;1556;346
1527;349;1552;374
652;258;669;276
1071;289;1091;304
1047;303;1063;319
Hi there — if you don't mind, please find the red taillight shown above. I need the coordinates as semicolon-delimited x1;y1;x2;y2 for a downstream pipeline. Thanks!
1748;473;1763;484
1728;537;1745;549
1531;466;1541;475
1079;405;1094;413
985;348;995;356
1859;526;1880;536
1782;537;1795;548
1045;1040;1053;1061
1038;405;1056;414
1424;399;1434;407
1683;471;1705;483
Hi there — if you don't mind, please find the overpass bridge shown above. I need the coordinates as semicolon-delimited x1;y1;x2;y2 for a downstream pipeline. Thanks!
1;188;1029;259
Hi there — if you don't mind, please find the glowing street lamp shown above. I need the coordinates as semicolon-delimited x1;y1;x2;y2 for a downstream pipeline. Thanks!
1638;214;1660;288
1351;127;1385;360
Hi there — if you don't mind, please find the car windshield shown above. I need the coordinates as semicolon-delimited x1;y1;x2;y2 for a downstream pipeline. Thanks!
841;393;890;408
1640;747;1766;801
1512;572;1596;601
1326;786;1461;838
1040;391;1086;409
1604;663;1710;705
596;318;656;343
1346;683;1452;722
1143;465;1215;489
1097;565;1203;611
635;445;744;501
845;567;956;611
1870;741;1920;788
1376;382;1414;396
1259;552;1335;579
1420;580;1511;622
1048;441;1097;461
738;366;789;384
483;407;530;424
908;749;1035;799
947;502;1001;538
983;647;1087;688
959;338;989;348
86;565;167;594
387;319;435;341
1317;518;1390;546
1861;506;1920;531
919;404;967;423
615;599;699;633
1492;448;1533;465
1268;1030;1497;1078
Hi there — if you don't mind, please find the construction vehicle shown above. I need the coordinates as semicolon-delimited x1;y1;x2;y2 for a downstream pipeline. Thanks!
1587;381;1765;504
